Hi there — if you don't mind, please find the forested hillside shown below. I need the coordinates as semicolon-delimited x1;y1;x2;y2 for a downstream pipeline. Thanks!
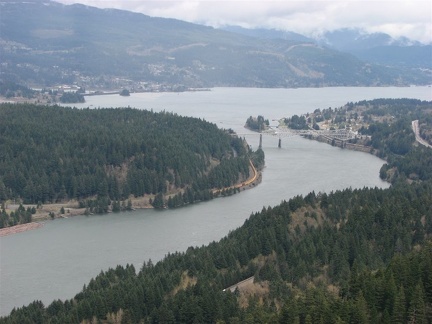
0;103;261;226
2;181;431;323
351;99;432;182
1;99;431;323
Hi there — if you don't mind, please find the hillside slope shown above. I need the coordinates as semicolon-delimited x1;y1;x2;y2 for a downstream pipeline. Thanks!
1;1;429;88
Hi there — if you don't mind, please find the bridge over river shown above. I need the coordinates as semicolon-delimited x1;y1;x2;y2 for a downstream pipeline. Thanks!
237;126;357;148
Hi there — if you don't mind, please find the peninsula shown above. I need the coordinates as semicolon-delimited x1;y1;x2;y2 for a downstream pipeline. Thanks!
0;103;264;230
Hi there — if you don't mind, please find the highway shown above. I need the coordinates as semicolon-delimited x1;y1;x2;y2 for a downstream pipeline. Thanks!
412;120;432;149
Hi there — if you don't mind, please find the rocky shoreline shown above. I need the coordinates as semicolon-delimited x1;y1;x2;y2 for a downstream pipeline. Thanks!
306;134;375;154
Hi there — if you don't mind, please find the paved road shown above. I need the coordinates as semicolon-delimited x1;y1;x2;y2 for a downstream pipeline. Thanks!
412;120;432;149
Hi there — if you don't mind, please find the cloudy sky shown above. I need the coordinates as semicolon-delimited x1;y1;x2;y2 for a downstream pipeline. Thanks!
56;0;431;44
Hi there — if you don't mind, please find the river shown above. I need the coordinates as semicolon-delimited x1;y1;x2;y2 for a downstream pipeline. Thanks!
0;86;431;316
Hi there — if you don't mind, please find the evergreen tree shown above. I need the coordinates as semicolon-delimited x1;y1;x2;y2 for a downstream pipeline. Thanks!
392;286;407;324
407;283;427;324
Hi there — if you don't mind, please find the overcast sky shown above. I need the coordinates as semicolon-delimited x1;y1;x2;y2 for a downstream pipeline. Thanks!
56;0;431;44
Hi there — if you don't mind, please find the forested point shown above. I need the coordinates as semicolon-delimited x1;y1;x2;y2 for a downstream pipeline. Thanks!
1;99;432;323
0;103;263;227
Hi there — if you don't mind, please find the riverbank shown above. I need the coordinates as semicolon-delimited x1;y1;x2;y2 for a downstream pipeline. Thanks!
0;222;43;237
1;164;263;236
213;159;261;195
0;87;212;106
305;133;375;154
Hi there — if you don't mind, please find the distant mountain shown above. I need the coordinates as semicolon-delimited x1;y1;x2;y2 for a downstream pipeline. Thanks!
220;26;313;43
317;28;432;69
353;45;432;69
223;26;432;71
0;1;430;89
317;28;417;50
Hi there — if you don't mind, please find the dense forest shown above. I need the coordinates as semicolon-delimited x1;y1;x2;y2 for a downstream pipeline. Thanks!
1;99;431;323
0;103;262;227
0;80;36;99
2;181;431;323
352;99;432;182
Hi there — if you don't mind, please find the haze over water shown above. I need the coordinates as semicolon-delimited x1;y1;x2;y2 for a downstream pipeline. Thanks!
1;86;431;316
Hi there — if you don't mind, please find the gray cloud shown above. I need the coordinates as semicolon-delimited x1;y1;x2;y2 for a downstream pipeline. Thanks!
56;0;432;43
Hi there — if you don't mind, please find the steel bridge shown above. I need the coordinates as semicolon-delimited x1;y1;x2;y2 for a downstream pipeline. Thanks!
263;126;355;140
236;126;356;148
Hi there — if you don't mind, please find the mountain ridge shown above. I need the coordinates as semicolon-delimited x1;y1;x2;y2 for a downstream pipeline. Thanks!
1;1;430;89
220;26;432;70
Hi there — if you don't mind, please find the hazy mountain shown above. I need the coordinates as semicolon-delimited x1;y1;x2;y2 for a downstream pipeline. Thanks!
353;45;432;69
223;26;432;70
317;28;432;69
0;1;430;89
317;28;417;50
220;26;313;43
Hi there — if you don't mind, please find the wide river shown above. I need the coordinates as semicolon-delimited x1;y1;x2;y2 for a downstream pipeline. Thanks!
1;86;431;316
